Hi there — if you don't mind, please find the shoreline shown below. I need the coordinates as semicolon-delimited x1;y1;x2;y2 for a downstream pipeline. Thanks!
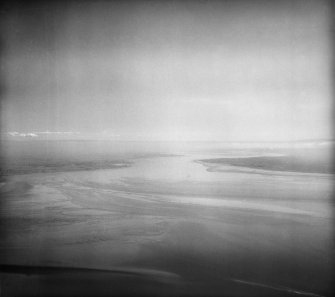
196;155;334;175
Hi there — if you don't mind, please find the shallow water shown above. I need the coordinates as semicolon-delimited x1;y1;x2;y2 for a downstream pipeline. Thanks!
0;141;333;296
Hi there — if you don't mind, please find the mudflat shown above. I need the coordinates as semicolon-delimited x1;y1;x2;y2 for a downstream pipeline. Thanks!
0;141;333;296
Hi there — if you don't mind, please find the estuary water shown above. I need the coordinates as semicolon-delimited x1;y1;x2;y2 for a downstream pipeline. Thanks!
0;140;333;296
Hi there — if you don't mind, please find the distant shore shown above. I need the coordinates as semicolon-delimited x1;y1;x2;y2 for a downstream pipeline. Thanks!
197;155;334;174
0;160;131;176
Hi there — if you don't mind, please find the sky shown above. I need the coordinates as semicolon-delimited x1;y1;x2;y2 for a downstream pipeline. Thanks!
1;0;333;141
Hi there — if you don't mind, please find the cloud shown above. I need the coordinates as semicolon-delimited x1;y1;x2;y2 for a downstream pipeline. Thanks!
5;131;82;139
34;131;81;135
7;132;38;137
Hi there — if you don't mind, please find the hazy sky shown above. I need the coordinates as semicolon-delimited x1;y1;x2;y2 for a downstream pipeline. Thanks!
2;0;332;141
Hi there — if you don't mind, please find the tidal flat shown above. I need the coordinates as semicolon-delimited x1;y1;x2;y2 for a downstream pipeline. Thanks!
0;141;333;296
